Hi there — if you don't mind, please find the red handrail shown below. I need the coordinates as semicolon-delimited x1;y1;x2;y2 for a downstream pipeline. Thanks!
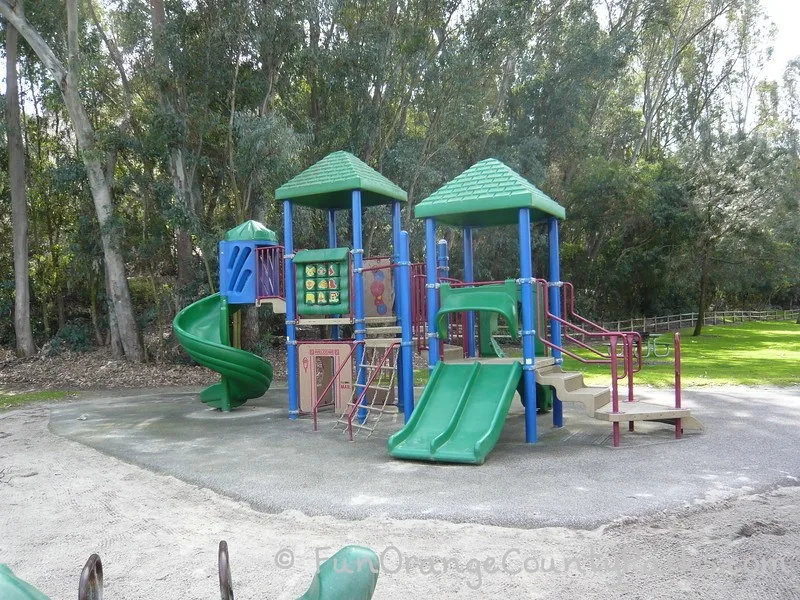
561;281;644;373
312;341;363;431
534;280;635;372
346;342;400;440
674;332;682;440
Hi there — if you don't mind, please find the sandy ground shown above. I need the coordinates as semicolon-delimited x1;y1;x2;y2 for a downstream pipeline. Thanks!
1;406;799;599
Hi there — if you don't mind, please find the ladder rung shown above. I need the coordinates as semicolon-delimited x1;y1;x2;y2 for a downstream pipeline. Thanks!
354;383;393;391
358;364;397;371
349;421;376;431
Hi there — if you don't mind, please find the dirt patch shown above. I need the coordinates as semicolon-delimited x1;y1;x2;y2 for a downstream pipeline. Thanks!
1;408;799;599
0;346;288;390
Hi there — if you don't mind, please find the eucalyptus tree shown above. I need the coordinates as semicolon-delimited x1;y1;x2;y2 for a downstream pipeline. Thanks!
0;0;143;360
4;0;36;356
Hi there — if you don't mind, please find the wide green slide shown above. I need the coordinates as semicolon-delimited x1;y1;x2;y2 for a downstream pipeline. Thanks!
387;361;522;464
173;293;273;411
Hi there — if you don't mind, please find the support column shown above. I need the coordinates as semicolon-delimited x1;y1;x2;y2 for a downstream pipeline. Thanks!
436;239;449;279
425;218;440;370
352;191;367;421
328;209;340;340
518;208;537;443
463;227;476;357
398;230;415;421
436;239;450;352
283;200;299;419
391;201;402;264
548;217;564;428
391;201;404;411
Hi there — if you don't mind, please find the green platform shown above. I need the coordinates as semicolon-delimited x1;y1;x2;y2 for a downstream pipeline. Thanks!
173;293;273;411
387;362;522;465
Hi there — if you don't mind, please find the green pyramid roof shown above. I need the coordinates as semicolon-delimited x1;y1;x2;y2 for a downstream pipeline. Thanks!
224;220;278;242
275;151;407;209
415;159;565;226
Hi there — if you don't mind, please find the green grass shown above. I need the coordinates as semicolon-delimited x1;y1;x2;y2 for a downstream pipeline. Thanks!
0;389;73;410
562;321;800;387
413;321;799;388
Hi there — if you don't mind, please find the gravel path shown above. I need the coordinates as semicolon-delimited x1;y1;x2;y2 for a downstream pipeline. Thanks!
1;406;799;599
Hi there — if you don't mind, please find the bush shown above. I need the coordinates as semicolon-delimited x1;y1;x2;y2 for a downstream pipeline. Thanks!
48;320;93;355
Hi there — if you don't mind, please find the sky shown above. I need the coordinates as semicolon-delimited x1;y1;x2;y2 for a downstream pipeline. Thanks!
761;0;800;81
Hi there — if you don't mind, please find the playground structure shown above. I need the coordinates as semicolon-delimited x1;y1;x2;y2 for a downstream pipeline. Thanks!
173;151;701;463
0;542;380;599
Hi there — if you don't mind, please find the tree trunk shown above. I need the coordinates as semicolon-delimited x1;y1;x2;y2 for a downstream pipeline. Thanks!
105;264;124;358
0;0;144;361
241;305;260;352
5;12;37;357
150;0;199;291
693;251;710;337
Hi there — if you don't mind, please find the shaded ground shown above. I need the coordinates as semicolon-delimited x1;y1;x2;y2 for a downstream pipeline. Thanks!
46;385;800;529
1;405;798;599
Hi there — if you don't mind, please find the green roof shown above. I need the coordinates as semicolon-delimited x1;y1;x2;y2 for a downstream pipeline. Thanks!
224;219;278;242
275;151;407;209
414;159;566;226
292;248;350;265
293;247;350;264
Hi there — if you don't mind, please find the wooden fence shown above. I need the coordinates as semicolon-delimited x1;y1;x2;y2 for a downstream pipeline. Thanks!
600;309;800;334
493;309;799;343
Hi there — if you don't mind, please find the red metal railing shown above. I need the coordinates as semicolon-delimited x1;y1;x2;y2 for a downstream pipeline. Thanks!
534;279;645;446
674;332;682;439
346;342;400;440
410;266;469;357
255;245;285;300
311;340;363;431
410;263;427;352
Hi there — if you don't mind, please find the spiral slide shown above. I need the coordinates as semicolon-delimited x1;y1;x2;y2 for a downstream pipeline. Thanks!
173;293;273;411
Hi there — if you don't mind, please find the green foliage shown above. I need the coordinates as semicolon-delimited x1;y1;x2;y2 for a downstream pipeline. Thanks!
49;320;94;355
3;0;799;359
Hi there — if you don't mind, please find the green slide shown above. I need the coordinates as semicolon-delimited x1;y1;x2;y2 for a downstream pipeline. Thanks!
387;361;522;464
173;293;273;411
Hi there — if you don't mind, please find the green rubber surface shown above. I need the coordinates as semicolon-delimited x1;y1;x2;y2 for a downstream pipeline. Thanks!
387;362;523;465
173;293;273;411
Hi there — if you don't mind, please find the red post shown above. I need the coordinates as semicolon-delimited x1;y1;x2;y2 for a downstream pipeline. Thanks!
611;335;620;447
625;335;634;431
674;331;682;439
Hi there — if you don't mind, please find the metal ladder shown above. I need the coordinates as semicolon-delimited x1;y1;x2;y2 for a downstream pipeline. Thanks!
334;341;399;440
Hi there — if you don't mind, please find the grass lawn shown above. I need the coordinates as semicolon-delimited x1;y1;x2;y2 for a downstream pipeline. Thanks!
0;389;73;410
414;321;800;388
562;321;800;387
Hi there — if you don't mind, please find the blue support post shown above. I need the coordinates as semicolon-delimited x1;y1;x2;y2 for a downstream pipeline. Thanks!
462;227;476;358
392;201;404;411
328;209;340;341
283;201;299;419
352;191;367;422
391;202;402;264
436;239;451;351
436;239;449;279
425;219;440;370
548;217;564;428
398;231;414;421
518;208;537;443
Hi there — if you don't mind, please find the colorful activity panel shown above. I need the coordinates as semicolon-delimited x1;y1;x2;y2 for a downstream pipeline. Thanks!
294;247;351;315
